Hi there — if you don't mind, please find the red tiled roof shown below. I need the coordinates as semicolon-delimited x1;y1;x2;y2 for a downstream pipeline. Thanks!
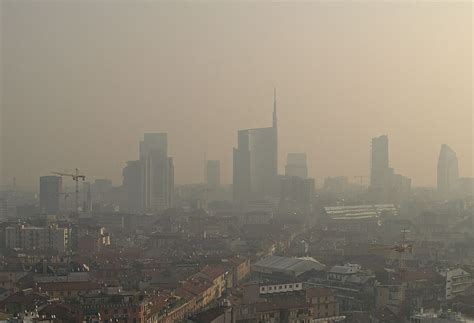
180;278;213;296
200;265;227;280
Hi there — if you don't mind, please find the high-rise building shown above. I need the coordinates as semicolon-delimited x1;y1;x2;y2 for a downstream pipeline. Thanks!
39;176;62;215
370;135;390;190
369;135;411;202
122;160;142;212
0;192;7;219
437;144;459;193
280;176;315;213
285;153;308;179
206;160;221;189
140;133;174;213
323;176;349;193
233;91;278;205
82;182;92;213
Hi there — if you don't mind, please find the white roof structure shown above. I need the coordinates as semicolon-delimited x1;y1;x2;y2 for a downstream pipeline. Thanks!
253;255;325;278
323;204;398;220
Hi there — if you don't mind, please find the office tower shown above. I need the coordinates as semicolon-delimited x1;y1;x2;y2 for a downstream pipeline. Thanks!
285;153;308;179
233;91;278;205
39;176;62;215
82;182;92;213
280;176;315;213
370;135;390;190
0;196;7;219
140;133;174;213
369;135;411;202
122;160;142;212
323;176;349;193
437;144;459;193
206;160;221;189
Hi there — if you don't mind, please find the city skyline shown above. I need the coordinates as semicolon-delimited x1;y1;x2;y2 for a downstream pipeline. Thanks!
1;1;472;188
0;2;472;322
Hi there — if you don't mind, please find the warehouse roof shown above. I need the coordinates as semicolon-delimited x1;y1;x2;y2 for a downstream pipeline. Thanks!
253;256;325;277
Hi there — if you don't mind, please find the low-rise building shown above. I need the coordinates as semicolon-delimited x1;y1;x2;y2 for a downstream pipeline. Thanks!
445;268;472;300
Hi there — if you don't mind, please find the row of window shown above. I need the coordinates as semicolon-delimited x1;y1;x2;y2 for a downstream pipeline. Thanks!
261;283;301;291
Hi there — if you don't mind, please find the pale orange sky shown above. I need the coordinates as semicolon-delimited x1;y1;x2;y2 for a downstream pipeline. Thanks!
1;1;472;189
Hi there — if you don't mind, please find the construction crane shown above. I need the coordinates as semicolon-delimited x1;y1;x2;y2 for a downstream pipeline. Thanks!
52;168;85;214
370;229;413;282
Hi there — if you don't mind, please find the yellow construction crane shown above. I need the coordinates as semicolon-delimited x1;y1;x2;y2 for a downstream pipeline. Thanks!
51;168;85;214
370;229;413;282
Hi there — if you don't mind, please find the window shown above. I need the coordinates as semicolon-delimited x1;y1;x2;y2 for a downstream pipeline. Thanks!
123;309;127;314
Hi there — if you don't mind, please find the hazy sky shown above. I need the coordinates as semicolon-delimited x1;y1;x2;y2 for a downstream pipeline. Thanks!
1;1;472;189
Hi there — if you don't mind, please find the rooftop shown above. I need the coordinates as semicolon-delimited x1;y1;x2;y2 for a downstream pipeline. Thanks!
253;256;325;277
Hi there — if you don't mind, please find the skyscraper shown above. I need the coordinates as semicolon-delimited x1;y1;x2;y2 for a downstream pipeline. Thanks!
39;176;62;215
280;176;315;214
140;133;174;213
285;153;308;179
369;135;411;202
233;91;278;205
437;144;459;193
370;135;390;190
206;160;221;189
122;160;142;212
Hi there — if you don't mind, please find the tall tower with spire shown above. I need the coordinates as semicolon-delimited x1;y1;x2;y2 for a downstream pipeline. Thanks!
232;89;280;205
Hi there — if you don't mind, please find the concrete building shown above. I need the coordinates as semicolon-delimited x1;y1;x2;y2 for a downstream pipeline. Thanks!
445;268;472;300
369;135;411;202
39;176;62;215
285;153;308;179
4;224;69;253
92;179;113;204
370;135;390;190
140;133;174;213
252;255;325;282
323;176;349;193
437;144;459;193
122;160;142;213
279;176;314;213
206;160;221;189
233;91;278;206
0;197;7;219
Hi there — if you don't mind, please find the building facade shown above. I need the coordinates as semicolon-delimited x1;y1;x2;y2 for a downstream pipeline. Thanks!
233;92;278;206
285;153;308;179
206;160;221;189
369;135;411;202
39;176;62;215
437;144;459;193
139;133;174;213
